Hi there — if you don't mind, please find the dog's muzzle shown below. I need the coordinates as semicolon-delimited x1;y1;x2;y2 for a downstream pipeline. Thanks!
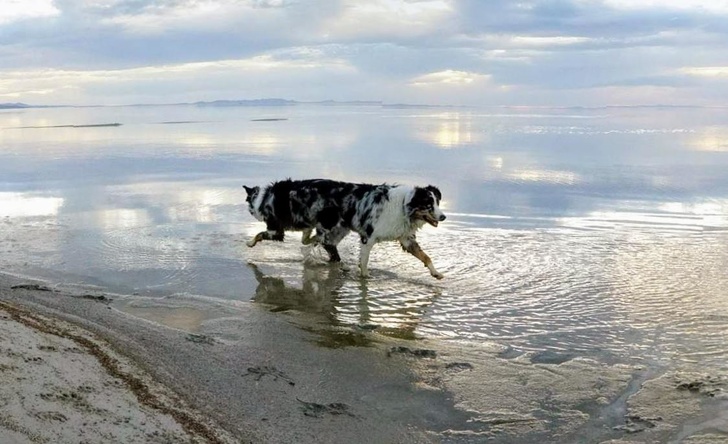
425;212;445;227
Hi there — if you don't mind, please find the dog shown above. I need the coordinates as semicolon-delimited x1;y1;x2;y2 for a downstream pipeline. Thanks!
243;179;446;279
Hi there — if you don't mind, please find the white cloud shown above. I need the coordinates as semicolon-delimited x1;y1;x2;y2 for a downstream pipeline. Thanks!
0;54;356;105
604;0;728;13
681;66;728;77
510;35;592;47
321;0;452;40
411;70;489;87
0;0;59;24
100;1;259;34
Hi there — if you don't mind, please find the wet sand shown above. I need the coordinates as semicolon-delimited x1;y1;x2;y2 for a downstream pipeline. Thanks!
2;272;728;443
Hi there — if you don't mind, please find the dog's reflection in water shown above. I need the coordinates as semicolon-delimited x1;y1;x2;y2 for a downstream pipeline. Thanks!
248;262;346;318
248;262;437;341
250;262;388;347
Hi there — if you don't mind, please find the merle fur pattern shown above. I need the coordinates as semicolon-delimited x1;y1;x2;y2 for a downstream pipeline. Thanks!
243;179;446;279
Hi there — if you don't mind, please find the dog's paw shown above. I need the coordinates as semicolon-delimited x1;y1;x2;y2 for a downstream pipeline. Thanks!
246;240;257;248
301;237;319;246
301;245;329;265
431;271;444;280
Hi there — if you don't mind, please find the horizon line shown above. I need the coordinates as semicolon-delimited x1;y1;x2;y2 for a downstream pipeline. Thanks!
2;99;727;111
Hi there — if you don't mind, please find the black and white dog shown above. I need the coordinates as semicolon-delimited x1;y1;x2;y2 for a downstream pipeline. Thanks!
243;179;446;279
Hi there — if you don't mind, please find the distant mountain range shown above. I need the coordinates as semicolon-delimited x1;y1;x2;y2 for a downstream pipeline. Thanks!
1;99;454;109
0;102;35;109
2;100;722;110
192;99;384;107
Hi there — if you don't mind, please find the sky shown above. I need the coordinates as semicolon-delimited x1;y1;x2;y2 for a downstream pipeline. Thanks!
2;0;728;107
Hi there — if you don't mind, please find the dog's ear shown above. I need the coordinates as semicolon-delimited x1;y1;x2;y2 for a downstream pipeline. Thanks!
425;185;442;202
243;185;255;195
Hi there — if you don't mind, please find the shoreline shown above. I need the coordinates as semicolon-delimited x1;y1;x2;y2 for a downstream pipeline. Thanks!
2;272;728;443
0;274;449;443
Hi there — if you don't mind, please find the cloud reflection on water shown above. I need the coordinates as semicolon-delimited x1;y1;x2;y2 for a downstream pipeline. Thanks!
2;105;728;367
0;192;64;218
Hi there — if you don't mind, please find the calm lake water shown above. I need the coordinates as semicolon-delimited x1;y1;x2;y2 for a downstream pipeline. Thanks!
2;104;727;370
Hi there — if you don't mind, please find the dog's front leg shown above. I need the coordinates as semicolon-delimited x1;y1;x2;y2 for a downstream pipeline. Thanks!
246;231;266;247
246;230;284;247
301;229;317;245
358;240;374;278
400;238;443;279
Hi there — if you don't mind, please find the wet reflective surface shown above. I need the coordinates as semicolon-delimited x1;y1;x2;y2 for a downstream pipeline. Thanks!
2;105;728;371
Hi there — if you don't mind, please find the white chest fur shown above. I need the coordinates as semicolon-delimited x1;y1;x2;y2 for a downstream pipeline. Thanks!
370;186;420;241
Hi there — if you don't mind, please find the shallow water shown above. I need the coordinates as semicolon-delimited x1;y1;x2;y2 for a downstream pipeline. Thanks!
2;104;728;371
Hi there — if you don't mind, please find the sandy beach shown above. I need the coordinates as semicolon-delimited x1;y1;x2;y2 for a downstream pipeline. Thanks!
2;271;728;443
0;298;233;444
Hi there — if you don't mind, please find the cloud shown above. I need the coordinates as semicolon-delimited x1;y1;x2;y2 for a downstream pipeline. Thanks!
0;0;59;25
2;0;728;106
0;0;343;69
681;66;728;77
0;53;357;105
604;0;728;13
96;0;294;35
509;35;592;47
320;0;452;41
410;70;489;87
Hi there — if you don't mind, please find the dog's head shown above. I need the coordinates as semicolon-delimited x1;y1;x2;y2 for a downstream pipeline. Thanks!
407;185;446;227
243;185;262;219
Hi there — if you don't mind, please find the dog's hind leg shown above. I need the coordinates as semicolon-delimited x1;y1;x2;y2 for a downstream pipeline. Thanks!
400;237;444;279
322;244;341;262
246;229;284;247
321;226;349;263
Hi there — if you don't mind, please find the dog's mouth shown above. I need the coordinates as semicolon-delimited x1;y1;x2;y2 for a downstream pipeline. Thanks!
423;214;439;227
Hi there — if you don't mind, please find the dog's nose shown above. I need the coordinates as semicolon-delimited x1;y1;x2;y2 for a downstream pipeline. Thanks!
439;214;446;221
